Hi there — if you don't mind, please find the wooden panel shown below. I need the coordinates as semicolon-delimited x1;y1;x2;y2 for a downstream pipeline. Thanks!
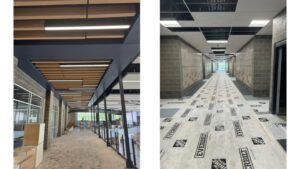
88;5;136;18
14;0;87;7
90;0;140;4
15;5;136;20
14;6;86;20
14;31;85;40
14;20;45;31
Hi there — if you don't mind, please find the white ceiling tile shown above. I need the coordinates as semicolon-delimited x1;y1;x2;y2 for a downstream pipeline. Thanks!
226;35;254;53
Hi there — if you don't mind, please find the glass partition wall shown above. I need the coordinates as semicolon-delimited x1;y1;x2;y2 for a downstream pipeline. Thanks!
14;84;43;139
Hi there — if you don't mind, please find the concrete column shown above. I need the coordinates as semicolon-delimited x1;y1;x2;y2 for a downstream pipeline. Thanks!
57;99;63;137
43;89;51;150
96;104;101;138
104;92;111;146
119;75;133;168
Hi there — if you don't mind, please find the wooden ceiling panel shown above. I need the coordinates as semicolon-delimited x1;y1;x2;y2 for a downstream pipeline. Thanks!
14;0;87;7
90;0;140;5
32;60;110;100
14;31;85;40
88;5;136;18
14;20;45;31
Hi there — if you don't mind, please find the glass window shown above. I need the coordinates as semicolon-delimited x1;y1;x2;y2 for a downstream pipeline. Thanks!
28;105;41;123
31;94;42;106
14;85;30;103
14;101;29;131
13;84;43;139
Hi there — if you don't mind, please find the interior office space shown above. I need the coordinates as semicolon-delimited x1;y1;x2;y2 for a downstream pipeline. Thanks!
13;1;140;169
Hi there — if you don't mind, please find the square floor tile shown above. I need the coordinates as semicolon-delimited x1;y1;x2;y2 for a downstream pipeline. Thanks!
252;137;265;145
212;159;227;169
173;140;187;147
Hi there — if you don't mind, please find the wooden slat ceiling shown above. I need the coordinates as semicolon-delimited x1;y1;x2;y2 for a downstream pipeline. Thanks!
14;0;139;40
32;60;111;108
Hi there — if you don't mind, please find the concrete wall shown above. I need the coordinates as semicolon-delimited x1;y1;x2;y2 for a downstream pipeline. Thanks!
269;9;286;113
236;40;254;90
160;36;182;98
228;58;234;76
180;41;203;95
160;36;205;98
43;90;60;149
236;36;272;96
252;36;272;96
203;56;212;78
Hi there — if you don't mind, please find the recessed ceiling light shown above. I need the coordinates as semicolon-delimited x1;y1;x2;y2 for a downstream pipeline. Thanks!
45;25;130;31
49;79;82;82
59;64;109;68
160;20;181;27
249;20;270;27
207;40;228;43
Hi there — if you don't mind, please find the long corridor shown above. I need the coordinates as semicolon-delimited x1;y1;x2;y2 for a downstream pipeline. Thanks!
37;129;126;169
160;73;286;169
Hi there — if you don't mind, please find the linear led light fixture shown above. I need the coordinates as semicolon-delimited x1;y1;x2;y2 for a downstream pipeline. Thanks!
196;53;202;56
45;25;130;31
59;64;109;68
249;20;270;27
160;20;181;27
212;49;226;52
49;79;82;82
207;40;228;43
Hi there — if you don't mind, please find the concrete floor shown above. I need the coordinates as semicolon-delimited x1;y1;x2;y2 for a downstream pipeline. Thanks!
160;72;286;169
37;128;127;169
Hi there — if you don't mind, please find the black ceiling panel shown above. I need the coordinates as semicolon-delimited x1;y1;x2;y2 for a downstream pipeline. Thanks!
161;0;188;12
201;27;230;40
213;51;225;54
211;47;226;50
230;27;262;35
168;27;201;32
160;12;194;20
185;0;238;12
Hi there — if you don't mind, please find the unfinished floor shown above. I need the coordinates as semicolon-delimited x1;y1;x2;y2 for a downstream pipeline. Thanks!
160;72;286;169
37;128;127;169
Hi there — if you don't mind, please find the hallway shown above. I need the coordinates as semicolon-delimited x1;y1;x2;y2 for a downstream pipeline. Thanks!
160;73;286;169
37;129;126;169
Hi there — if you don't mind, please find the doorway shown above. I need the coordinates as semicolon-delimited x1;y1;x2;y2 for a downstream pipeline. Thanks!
272;40;286;115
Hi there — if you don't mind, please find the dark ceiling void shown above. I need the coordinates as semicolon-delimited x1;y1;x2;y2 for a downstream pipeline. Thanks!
230;27;262;35
161;0;188;12
160;0;194;21
160;12;194;21
168;27;201;32
185;0;238;12
201;27;230;40
211;47;226;50
213;51;225;54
